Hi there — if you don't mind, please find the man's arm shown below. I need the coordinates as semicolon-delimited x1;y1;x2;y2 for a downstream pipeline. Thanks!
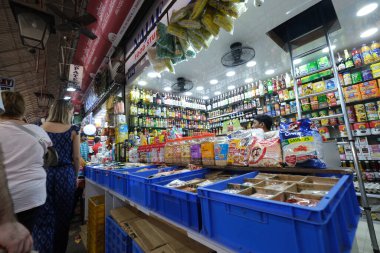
0;144;33;253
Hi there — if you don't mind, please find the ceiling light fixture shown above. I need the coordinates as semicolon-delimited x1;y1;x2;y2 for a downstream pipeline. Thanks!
67;87;76;92
356;3;378;17
226;71;236;77
245;78;253;83
163;86;171;91
196;86;204;91
228;85;235;90
265;69;274;75
184;91;192;96
9;1;56;50
322;45;336;53
138;80;147;86
360;27;378;38
63;96;71;100
202;96;209;100
246;61;257;67
147;72;158;78
210;79;218;85
214;91;221;95
293;59;302;65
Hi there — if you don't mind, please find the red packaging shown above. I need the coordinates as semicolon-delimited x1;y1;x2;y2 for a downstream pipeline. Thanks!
347;106;356;123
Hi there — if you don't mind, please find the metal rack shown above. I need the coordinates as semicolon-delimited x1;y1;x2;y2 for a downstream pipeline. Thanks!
288;27;379;253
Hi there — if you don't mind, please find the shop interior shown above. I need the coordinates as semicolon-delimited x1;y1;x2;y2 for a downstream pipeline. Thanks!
1;0;380;252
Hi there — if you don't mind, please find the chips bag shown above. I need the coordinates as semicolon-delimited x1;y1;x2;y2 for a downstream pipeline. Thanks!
280;119;326;168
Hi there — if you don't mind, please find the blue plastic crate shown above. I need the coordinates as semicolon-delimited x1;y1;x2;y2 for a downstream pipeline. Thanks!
110;165;158;195
106;216;132;253
132;240;144;253
128;168;208;209
198;171;360;253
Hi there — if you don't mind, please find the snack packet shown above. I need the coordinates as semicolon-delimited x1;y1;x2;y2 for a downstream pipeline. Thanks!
280;119;326;168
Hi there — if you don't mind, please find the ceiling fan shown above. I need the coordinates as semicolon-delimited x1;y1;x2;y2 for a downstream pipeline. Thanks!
46;3;97;40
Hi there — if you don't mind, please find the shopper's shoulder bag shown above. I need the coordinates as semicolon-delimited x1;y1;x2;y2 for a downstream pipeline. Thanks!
8;123;59;169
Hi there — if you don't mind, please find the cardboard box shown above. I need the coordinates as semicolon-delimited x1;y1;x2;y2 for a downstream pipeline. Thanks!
114;205;214;253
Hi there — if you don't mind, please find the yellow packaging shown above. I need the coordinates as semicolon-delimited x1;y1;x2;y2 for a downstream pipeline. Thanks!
359;80;378;92
312;81;326;93
201;142;215;165
343;84;360;93
361;88;379;99
373;70;380;78
345;92;362;103
201;7;220;36
302;83;313;95
370;62;380;72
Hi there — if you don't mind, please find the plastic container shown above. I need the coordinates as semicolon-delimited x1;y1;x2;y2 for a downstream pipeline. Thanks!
106;216;132;253
110;165;158;195
132;240;144;253
198;172;360;253
88;195;105;253
127;167;207;208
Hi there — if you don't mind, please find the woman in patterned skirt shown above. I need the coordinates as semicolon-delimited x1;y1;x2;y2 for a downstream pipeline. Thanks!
33;99;80;253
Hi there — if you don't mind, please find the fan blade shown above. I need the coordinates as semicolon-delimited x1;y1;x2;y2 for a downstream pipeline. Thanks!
46;3;71;21
79;27;97;40
71;13;97;26
56;23;74;31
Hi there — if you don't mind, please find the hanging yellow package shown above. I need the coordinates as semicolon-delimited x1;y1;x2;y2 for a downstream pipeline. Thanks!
213;12;234;33
190;0;209;19
201;7;220;37
167;23;188;40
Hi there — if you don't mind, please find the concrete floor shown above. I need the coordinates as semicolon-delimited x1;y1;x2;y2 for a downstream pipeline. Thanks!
352;219;380;253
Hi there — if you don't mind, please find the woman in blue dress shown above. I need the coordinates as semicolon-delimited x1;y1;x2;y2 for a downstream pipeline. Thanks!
33;99;80;253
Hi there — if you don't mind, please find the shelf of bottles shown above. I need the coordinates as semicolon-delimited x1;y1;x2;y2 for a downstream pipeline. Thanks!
207;73;298;134
129;87;209;134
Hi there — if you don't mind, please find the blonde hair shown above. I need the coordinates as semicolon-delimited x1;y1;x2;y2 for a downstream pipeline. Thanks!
1;91;25;118
46;99;73;124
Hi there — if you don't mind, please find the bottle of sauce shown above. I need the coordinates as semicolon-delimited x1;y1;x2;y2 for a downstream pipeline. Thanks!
351;48;362;67
336;52;346;70
344;49;354;68
361;44;374;65
371;41;380;62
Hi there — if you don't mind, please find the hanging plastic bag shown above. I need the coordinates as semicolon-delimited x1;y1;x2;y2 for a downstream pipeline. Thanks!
190;0;209;19
213;12;234;33
156;23;175;54
147;47;169;74
201;7;220;37
178;19;202;29
248;131;283;167
179;38;196;58
192;27;214;48
167;23;188;40
208;0;246;18
170;4;193;23
280;119;326;168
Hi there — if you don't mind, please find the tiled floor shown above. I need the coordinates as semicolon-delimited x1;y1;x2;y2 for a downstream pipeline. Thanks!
352;219;380;253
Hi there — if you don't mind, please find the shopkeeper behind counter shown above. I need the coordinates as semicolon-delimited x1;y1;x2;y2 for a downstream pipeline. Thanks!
251;115;273;132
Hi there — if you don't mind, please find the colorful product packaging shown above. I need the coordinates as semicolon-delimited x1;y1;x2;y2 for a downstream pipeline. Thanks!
317;95;328;108
365;102;379;121
361;88;379;99
317;56;330;69
351;72;363;84
359;80;378;92
312;81;326;93
362;69;373;81
370;120;380;135
326;93;337;106
310;96;319;110
301;98;311;112
353;123;371;136
347;106;356;123
302;83;313;95
319;110;329;126
343;72;352;85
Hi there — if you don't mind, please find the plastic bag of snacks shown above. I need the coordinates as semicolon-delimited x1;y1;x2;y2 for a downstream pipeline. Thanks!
248;131;283;167
280;119;326;168
228;129;264;166
214;136;229;166
190;136;203;165
129;147;139;163
190;0;209;19
181;137;192;165
164;140;174;164
201;134;216;166
201;7;220;37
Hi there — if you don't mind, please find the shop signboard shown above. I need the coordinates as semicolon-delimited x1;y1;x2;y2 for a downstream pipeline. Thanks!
83;84;97;113
124;0;191;80
73;0;137;92
68;64;83;87
0;77;15;91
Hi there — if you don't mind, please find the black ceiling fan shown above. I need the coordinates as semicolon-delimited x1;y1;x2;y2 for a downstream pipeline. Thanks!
46;3;97;40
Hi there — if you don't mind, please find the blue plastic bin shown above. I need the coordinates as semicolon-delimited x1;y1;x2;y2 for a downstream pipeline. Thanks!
128;168;208;209
151;170;244;231
132;240;144;253
106;216;132;253
109;165;165;196
198;171;360;253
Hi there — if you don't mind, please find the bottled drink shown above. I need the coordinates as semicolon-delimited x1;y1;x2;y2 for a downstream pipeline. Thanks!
344;49;354;68
267;79;273;94
336;52;346;70
258;80;264;96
